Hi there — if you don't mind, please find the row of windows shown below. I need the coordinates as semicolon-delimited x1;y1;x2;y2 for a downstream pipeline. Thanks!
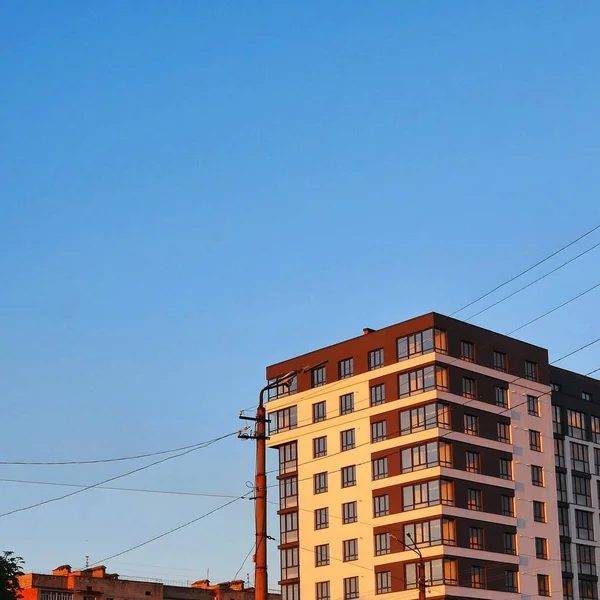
552;381;595;402
559;506;596;540
554;438;600;475
270;368;542;436
553;406;600;441
561;542;598;575
563;578;599;600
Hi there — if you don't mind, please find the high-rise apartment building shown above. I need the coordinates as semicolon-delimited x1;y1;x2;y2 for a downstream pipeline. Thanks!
551;368;600;600
265;312;598;600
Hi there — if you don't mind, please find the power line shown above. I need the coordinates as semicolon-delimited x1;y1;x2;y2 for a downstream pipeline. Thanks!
0;438;227;466
586;366;600;376
86;493;250;567
463;241;600;321
507;281;600;335
233;544;255;581
0;431;238;518
450;222;600;316
551;337;600;364
0;478;243;499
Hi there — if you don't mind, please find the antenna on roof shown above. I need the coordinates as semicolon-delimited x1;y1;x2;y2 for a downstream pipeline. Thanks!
85;556;90;568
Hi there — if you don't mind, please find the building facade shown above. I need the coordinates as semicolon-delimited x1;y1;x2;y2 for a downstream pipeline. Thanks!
551;367;600;600
18;566;281;600
265;312;598;600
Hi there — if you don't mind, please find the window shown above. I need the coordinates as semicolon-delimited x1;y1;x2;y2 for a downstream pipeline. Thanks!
314;472;328;494
282;581;299;599
374;493;390;517
343;577;359;600
315;544;329;567
567;409;586;440
316;582;330;600
375;532;391;556
467;488;482;511
461;340;475;362
280;477;298;508
399;402;450;435
505;571;519;593
401;441;452;473
499;457;513;480
552;382;562;392
534;501;546;523
372;457;388;480
339;358;354;379
405;558;457;587
553;404;563;434
555;438;566;468
469;526;484;550
369;348;384;370
371;420;387;443
536;537;548;560
268;375;297;399
557;472;568;503
398;365;448;398
343;538;358;561
465;451;481;473
269;406;298;434
313;436;327;458
592;416;600;443
531;465;544;487
281;512;298;543
471;566;485;589
525;360;539;382
576;510;595;540
279;442;297;475
583;391;593;402
397;328;447;361
573;475;592;506
595;448;600;475
503;532;516;555
341;429;355;451
494;350;507;372
376;571;391;595
528;394;540;416
313;401;326;423
342;465;356;488
579;580;598;600
498;422;511;443
537;575;550;597
403;479;454;511
370;384;385;406
563;577;573;600
312;366;326;388
501;495;514;517
40;593;73;600
529;430;542;451
559;506;570;536
464;414;479;436
404;518;456;548
340;393;354;415
561;541;572;571
281;547;299;579
571;442;590;472
462;377;476;399
495;386;508;408
577;544;597;575
315;507;329;530
343;501;357;524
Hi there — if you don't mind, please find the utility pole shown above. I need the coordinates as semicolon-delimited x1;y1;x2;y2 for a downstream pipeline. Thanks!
390;532;425;600
239;371;297;600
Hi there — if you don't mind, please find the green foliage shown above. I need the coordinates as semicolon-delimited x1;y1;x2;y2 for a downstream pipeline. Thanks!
0;552;24;600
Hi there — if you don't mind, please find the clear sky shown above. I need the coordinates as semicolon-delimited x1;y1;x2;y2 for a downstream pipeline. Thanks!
1;0;599;587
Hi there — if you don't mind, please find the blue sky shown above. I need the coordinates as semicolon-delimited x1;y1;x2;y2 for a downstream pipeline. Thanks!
1;0;599;586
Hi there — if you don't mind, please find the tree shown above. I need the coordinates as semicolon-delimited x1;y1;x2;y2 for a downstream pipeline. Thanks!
0;552;24;600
